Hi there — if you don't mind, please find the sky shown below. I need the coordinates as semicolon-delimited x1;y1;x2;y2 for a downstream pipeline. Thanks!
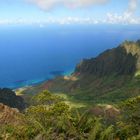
0;0;140;25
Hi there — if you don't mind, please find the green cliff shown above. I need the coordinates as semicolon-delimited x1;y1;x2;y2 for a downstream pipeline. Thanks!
45;40;140;103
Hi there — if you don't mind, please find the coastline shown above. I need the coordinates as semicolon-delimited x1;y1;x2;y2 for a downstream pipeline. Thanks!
13;69;74;94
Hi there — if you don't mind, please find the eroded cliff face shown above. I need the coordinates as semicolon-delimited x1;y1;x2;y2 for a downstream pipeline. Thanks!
75;40;140;77
0;88;26;110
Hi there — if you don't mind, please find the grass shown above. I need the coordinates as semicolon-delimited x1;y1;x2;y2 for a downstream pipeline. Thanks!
54;93;88;108
15;74;140;110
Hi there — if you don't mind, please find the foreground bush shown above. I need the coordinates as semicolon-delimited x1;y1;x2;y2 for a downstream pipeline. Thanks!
0;90;140;140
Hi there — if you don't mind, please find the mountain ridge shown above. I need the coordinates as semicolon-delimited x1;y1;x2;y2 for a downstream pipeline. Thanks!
75;40;140;77
18;40;140;104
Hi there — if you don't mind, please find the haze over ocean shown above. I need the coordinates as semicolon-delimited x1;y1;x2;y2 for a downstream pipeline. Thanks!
0;24;140;89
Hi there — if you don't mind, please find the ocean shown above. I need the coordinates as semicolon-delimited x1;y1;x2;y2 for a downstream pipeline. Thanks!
0;24;140;89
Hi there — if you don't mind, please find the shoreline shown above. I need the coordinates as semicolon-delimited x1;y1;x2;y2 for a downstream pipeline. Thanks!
12;69;74;91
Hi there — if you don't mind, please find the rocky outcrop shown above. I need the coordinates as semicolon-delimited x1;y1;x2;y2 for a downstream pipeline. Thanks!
0;88;26;110
90;105;120;120
0;103;23;125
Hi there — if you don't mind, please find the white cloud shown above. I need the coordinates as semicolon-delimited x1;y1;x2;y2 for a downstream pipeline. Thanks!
0;0;140;26
27;0;109;10
106;12;140;24
0;17;99;26
0;18;43;25
127;0;138;15
47;17;99;25
105;0;140;24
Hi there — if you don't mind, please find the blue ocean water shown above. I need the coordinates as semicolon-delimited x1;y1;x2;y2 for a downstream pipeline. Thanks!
0;24;140;89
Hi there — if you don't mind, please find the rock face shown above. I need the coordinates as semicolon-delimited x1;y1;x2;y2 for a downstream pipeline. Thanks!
0;103;23;125
75;40;140;76
90;105;120;120
0;88;26;110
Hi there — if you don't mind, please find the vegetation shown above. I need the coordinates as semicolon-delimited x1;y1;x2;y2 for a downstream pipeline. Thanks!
1;40;140;139
0;90;140;140
0;88;25;110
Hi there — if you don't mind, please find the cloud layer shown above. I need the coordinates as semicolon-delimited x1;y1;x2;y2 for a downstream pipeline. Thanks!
106;0;139;24
0;17;99;26
27;0;109;10
0;0;139;25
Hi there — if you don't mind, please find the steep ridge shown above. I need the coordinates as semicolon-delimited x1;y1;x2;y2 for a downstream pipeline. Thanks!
20;40;140;103
75;40;140;76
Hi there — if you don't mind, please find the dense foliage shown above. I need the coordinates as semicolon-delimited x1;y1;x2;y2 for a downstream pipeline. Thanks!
0;88;25;110
0;90;140;140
